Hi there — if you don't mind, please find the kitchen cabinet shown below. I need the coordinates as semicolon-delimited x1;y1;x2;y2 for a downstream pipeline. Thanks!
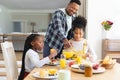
1;32;45;51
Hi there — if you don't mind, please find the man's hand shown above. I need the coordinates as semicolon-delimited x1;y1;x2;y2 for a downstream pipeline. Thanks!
63;38;72;49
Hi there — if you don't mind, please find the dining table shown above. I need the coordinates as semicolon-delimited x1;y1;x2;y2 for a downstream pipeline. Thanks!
24;63;120;80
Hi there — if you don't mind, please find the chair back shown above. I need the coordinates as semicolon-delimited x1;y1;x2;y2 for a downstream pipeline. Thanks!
1;41;18;80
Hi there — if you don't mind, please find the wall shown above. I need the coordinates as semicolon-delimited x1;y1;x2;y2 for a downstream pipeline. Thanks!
87;0;120;59
11;12;51;33
0;5;13;33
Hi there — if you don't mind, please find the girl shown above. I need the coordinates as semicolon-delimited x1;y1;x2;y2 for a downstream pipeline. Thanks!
69;16;97;62
18;34;57;80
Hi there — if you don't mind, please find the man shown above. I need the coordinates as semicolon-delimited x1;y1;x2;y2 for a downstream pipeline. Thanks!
43;0;81;58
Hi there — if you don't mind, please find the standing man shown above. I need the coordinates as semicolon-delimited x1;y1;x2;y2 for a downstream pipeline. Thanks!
43;0;81;58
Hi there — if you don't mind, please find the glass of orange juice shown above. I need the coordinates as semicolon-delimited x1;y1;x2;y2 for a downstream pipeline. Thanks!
60;58;66;69
60;54;66;69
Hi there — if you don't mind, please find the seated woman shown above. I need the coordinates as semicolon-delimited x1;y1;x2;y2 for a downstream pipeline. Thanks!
18;34;57;80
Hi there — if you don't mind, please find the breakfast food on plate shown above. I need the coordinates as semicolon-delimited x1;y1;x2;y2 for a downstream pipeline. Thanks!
69;61;75;67
79;63;99;70
79;64;85;70
39;69;48;78
48;69;57;76
92;64;99;70
49;59;58;65
39;69;57;77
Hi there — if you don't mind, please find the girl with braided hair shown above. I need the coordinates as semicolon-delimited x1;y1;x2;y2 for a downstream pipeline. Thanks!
18;34;57;80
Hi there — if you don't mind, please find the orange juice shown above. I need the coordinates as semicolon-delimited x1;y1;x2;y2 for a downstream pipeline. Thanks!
77;56;82;64
60;59;66;69
63;51;74;59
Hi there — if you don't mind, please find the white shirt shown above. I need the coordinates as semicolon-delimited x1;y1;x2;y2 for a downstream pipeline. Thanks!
71;39;97;62
60;8;72;37
25;49;50;72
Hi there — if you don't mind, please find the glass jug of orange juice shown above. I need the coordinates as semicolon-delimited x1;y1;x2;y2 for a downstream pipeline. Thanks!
60;54;66;69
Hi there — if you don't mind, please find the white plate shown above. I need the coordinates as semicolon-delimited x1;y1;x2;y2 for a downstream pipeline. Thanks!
71;64;79;69
66;60;75;63
32;72;58;79
46;61;59;66
71;64;106;74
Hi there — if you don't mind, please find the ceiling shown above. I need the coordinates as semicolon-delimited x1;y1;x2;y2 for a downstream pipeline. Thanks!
0;0;69;10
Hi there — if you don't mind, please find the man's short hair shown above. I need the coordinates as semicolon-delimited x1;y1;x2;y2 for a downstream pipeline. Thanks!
70;0;81;5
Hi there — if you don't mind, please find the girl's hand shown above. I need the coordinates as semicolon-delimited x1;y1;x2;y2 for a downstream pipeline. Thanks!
86;53;90;57
85;53;95;62
49;49;57;59
82;53;89;59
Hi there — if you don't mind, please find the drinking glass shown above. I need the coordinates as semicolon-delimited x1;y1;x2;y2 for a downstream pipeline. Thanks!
60;59;66;69
60;54;66;69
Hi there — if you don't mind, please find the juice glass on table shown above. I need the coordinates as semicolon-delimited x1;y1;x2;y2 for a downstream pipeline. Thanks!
60;59;66;69
60;54;66;69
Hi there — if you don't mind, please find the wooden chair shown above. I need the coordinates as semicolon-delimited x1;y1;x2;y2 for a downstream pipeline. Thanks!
1;41;18;80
